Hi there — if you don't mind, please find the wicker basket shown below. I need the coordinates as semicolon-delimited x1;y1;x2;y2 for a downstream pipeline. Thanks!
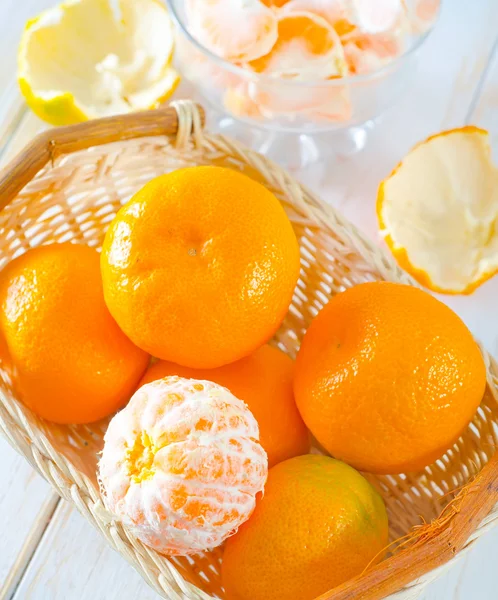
1;100;498;600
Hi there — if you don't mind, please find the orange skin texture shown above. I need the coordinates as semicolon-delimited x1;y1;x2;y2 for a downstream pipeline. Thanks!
377;126;494;295
222;454;388;600
294;282;487;474
101;166;300;368
140;344;310;468
0;243;149;424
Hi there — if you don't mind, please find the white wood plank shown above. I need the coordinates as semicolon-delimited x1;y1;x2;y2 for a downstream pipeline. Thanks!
0;493;59;600
422;527;498;600
12;501;159;600
0;0;55;127
0;4;59;594
0;437;52;588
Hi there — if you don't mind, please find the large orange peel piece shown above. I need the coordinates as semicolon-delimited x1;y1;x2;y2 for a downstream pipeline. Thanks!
377;127;498;295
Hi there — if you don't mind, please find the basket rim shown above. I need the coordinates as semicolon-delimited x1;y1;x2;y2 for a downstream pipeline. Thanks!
0;100;497;600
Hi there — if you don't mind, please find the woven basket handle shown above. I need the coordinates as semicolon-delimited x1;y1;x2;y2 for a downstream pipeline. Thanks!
0;101;205;210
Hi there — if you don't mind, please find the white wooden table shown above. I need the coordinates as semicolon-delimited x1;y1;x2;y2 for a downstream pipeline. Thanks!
1;1;498;598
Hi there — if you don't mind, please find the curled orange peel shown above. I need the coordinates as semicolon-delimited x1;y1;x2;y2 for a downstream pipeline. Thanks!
377;126;498;295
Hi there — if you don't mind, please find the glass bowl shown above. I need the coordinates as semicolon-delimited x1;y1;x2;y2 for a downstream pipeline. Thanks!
166;0;439;169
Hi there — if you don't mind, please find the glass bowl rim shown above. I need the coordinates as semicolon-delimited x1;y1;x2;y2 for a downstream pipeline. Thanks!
166;0;440;88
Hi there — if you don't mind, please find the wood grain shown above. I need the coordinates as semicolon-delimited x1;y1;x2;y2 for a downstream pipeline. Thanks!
0;438;51;588
12;501;159;600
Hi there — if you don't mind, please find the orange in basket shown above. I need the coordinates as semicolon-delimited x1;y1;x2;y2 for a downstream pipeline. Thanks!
100;166;301;369
186;0;278;61
99;376;268;555
140;344;310;468
294;282;487;474
0;243;149;424
222;454;388;600
249;12;348;79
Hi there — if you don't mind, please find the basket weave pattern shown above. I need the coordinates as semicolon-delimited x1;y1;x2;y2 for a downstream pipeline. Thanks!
0;101;498;600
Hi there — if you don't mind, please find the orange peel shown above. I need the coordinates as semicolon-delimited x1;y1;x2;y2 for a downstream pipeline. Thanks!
344;32;404;74
377;127;498;295
249;11;347;80
224;85;263;119
347;0;403;33
278;0;346;24
406;0;441;33
186;0;278;62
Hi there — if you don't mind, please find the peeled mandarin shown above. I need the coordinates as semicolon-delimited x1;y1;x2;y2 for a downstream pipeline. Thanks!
187;0;278;62
99;376;268;555
0;243;149;424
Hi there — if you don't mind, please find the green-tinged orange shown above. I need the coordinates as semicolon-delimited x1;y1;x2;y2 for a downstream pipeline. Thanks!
222;454;388;600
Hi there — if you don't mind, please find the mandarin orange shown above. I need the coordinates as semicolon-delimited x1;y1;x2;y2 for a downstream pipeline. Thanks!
101;166;300;369
294;282;486;474
139;344;310;467
222;454;388;600
0;243;149;424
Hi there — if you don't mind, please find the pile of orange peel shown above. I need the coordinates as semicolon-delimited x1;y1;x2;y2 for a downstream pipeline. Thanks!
185;0;440;121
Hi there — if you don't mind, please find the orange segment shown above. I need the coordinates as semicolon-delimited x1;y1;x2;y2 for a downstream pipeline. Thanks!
377;127;498;294
249;12;347;80
187;0;278;61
